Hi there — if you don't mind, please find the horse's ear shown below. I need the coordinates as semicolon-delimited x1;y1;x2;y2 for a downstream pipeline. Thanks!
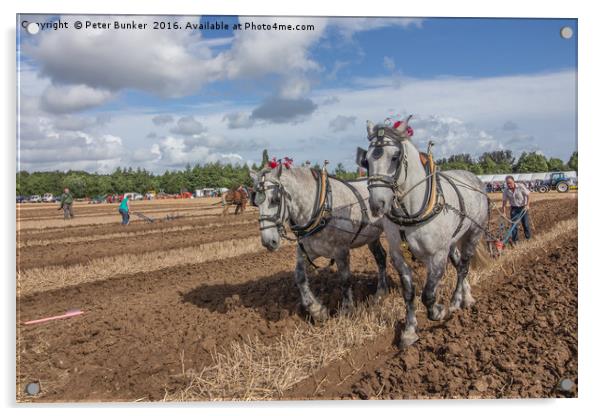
249;169;258;182
276;162;283;178
395;114;413;136
366;120;375;137
356;147;369;169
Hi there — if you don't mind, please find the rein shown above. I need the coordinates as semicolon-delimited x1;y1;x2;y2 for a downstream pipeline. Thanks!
366;127;447;228
254;168;333;242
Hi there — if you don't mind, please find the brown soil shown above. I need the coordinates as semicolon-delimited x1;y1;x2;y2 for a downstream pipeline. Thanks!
16;195;577;402
285;232;577;400
17;211;257;242
17;220;259;269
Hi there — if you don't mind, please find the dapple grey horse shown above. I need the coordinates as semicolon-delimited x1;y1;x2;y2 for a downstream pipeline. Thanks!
357;117;489;347
249;166;388;322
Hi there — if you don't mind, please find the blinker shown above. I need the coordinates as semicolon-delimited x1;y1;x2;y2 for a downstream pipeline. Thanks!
252;191;266;206
372;146;384;159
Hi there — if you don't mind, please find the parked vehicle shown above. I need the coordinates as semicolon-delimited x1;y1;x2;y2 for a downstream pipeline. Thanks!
16;195;26;203
28;195;42;203
90;195;106;204
123;192;144;201
478;171;577;193
42;193;54;202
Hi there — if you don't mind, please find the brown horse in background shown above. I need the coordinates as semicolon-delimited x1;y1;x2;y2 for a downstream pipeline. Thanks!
222;188;248;215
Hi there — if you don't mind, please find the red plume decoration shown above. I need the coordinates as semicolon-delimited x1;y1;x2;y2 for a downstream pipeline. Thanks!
268;156;294;169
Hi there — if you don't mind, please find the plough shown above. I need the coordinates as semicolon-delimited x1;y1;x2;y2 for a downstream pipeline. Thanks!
133;211;155;223
132;211;183;223
486;208;529;257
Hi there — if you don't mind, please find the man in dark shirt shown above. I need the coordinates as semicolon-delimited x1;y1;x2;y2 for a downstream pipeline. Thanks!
59;187;74;220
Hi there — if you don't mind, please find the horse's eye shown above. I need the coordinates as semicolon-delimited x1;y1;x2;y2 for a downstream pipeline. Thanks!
392;153;401;162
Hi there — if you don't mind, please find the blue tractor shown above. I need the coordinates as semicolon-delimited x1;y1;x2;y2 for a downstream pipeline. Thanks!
536;172;571;193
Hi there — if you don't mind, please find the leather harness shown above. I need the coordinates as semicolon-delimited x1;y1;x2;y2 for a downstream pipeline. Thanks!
366;125;466;238
253;168;371;252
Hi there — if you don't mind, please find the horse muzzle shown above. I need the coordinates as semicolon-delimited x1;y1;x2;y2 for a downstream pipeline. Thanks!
261;235;281;252
368;190;393;217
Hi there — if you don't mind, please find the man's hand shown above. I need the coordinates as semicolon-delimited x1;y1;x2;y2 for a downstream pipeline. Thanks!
524;205;530;211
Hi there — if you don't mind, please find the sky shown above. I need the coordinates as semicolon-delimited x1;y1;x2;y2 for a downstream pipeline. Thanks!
17;15;577;173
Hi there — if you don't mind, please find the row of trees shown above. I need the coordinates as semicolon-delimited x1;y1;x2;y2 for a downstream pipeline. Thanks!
329;150;578;179
435;150;578;175
16;149;578;197
17;163;254;198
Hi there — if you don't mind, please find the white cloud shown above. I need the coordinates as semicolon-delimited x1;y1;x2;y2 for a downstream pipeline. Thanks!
221;17;327;80
149;136;244;168
152;114;174;126
329;115;357;133
22;15;331;102
250;96;318;124
223;112;254;129
18;117;124;173
40;84;114;113
330;17;424;38
25;16;222;98
383;56;396;71
169;116;207;136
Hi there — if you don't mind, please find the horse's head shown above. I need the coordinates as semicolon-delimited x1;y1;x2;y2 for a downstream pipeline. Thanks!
357;116;413;217
249;168;287;251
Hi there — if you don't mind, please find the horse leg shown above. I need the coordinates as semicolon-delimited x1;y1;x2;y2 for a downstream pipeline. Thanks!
294;246;328;322
459;232;482;309
368;239;388;299
335;251;354;314
422;251;449;321
448;244;464;312
387;231;418;347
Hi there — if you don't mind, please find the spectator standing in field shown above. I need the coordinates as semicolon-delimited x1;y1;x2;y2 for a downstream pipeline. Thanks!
502;175;532;242
59;187;74;220
119;195;130;225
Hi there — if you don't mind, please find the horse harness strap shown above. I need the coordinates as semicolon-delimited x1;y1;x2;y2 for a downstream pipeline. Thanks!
439;172;467;238
384;150;467;238
290;168;332;239
334;177;370;245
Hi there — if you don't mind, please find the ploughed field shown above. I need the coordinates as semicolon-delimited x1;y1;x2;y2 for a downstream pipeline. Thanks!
16;193;578;401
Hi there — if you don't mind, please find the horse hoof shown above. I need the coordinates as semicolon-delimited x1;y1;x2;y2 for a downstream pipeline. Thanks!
399;331;419;348
448;302;461;314
462;295;476;309
375;287;389;301
339;303;354;316
427;304;447;321
309;305;329;322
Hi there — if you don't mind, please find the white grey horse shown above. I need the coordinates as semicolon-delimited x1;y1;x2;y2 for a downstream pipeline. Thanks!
249;166;388;322
357;117;489;347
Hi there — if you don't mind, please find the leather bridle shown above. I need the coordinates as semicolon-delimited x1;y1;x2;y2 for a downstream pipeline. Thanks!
253;178;289;235
253;168;333;241
366;127;409;193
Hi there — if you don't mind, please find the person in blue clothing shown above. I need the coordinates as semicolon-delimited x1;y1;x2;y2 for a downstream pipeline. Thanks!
119;195;130;225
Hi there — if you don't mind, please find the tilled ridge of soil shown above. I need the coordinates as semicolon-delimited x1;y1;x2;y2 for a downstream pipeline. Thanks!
17;211;258;240
17;221;260;269
286;232;578;399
